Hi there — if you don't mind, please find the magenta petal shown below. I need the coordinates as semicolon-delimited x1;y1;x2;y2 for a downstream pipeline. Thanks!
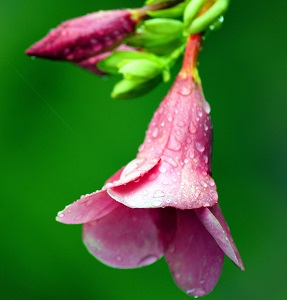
195;204;244;270
104;157;160;190
108;162;217;209
26;10;137;61
83;205;163;268
164;210;224;297
56;190;120;224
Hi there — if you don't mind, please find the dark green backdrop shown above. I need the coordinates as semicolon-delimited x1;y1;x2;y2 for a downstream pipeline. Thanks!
1;0;286;299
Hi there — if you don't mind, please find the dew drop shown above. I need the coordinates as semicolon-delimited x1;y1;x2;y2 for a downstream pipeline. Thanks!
200;180;208;188
189;122;196;134
142;190;148;196
167;136;182;151
195;142;205;152
57;212;64;218
159;165;167;173
209;178;215;186
138;255;158;266
148;173;158;181
116;255;122;262
203;155;208;164
167;114;173;122
204;123;209;131
202;100;211;114
209;190;218;201
189;149;195;158
164;156;178;167
180;86;192;95
74;215;82;221
152;127;159;138
160;121;165;127
152;199;162;206
197;110;203;118
177;121;186;127
138;144;144;152
153;190;165;198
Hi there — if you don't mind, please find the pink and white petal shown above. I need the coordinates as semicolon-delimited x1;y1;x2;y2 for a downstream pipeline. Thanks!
56;167;124;224
108;160;217;209
164;209;224;297
83;205;163;268
195;204;244;270
103;158;160;189
56;190;120;224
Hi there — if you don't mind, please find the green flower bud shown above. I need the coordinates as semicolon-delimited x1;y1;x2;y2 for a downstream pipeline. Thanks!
144;18;184;35
111;76;160;99
147;2;187;18
97;50;160;74
118;59;163;81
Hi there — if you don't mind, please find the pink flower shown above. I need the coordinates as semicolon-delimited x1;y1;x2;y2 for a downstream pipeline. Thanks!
56;35;243;297
26;9;142;62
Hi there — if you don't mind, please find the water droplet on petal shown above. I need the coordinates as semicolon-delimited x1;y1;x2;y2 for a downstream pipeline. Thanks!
167;114;173;122
180;86;192;95
116;255;122;262
148;173;158;181
189;149;195;158
200;180;208;188
209;178;215;186
202;100;211;114
160;121;165;127
197;110;203;118
164;156;178;167
153;190;165;198
167;136;182;151
177;121;186;127
159;166;167;173
209;190;218;201
74;215;82;221
189;122;196;134
57;212;64;218
196;142;205;152
142;190;149;196
152;127;159;138
138;144;145;152
138;255;158;266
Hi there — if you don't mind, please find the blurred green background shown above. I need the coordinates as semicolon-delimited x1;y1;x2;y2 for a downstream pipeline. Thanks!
1;0;286;299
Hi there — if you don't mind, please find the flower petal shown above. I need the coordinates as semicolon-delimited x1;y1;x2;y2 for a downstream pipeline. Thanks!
83;205;163;268
103;157;160;189
56;190;120;224
26;10;137;61
56;167;124;224
164;209;224;297
195;204;244;270
108;161;217;209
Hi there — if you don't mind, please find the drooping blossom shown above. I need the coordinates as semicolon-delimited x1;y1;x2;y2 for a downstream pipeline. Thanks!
56;35;243;297
26;9;143;62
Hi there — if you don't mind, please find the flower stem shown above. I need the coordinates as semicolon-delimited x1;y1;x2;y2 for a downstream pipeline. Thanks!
179;34;202;81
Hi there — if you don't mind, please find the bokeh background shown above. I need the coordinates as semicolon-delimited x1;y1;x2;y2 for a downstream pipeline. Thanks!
1;0;286;299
